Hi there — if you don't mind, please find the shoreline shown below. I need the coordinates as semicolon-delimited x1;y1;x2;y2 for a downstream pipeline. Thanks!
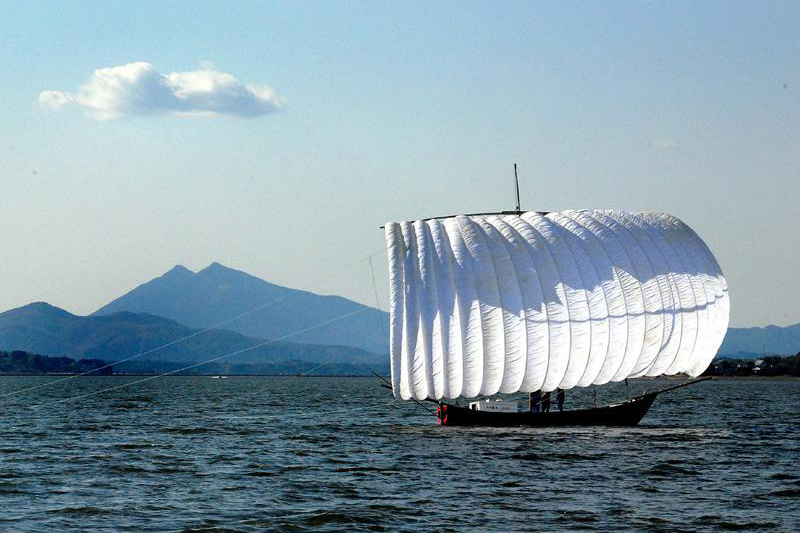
702;375;800;382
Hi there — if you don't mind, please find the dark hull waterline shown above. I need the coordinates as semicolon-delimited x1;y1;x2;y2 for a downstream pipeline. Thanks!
433;377;710;428
437;393;657;427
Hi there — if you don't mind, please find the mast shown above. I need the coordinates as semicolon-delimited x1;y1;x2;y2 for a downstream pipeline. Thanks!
514;163;521;212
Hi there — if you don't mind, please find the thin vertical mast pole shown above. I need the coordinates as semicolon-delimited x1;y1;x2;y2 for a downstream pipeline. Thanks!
514;163;521;212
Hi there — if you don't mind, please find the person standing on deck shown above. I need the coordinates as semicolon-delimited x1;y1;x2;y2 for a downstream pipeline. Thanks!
529;390;542;413
542;391;551;413
556;388;565;411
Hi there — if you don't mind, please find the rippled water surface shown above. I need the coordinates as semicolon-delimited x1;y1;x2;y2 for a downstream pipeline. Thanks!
0;376;798;532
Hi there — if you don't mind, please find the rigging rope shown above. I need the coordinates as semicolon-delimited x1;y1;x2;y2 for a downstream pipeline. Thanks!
37;308;370;407
369;256;389;354
2;249;385;400
370;370;436;415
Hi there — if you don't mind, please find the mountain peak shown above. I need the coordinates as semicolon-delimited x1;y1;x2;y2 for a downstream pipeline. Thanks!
4;301;76;320
197;262;255;281
163;264;194;277
204;261;226;271
91;262;389;353
201;261;236;273
27;301;59;309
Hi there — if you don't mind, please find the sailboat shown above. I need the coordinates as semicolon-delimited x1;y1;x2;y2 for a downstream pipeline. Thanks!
381;168;729;427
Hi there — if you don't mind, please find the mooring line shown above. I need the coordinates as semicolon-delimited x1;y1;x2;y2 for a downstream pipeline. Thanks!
1;249;385;400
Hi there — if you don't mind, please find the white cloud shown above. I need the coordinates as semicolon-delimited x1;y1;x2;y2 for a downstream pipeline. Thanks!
39;90;76;110
39;62;284;120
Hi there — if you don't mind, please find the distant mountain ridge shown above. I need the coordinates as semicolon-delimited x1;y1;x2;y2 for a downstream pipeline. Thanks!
93;262;389;354
718;323;800;358
0;302;384;367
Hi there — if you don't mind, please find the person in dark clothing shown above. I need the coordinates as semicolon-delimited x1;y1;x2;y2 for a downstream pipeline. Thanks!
529;390;542;413
542;391;551;413
556;388;565;411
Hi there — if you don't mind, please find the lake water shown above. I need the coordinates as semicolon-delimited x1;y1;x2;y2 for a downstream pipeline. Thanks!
0;376;798;532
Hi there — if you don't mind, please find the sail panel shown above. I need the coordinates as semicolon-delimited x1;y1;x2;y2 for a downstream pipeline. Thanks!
457;216;506;397
615;212;680;377
477;217;527;394
605;212;667;377
443;218;483;398
504;216;551;391
413;220;440;399
578;211;646;383
550;212;611;387
518;214;573;391
400;221;425;399
561;211;630;385
428;219;460;398
385;222;407;398
385;210;729;400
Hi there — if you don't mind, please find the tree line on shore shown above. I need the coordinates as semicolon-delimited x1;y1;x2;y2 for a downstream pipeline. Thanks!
0;349;387;376
703;352;800;377
0;350;111;375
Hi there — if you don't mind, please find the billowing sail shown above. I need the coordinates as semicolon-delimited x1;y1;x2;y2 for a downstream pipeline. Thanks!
385;210;729;401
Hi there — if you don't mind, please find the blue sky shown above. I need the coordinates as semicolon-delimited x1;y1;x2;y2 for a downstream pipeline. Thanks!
1;1;798;327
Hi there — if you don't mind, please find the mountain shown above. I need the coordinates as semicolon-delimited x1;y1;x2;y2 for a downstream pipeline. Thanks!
718;323;800;358
93;263;389;354
0;302;384;367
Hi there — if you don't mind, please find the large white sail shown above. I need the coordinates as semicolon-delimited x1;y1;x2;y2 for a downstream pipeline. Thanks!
385;210;729;401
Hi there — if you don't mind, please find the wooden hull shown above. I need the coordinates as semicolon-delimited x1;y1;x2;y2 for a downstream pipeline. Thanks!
436;393;657;427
